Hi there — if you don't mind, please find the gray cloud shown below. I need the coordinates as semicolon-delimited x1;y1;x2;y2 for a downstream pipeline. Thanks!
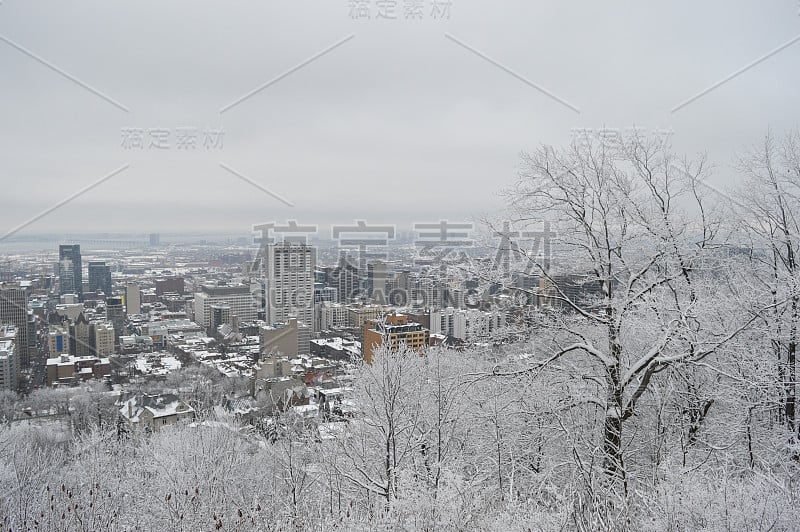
0;0;798;238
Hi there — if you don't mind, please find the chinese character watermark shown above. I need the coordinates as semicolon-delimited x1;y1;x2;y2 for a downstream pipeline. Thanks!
243;217;556;313
121;126;225;150
348;0;452;20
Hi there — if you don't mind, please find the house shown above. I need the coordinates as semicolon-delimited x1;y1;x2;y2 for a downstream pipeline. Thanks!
118;392;195;431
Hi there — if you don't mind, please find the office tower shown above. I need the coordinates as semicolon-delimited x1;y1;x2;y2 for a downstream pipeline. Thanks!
125;283;141;315
194;283;258;328
91;322;115;356
59;244;83;301
149;233;160;247
106;297;125;339
211;304;231;329
0;325;18;390
333;253;360;304
88;261;112;297
0;282;30;367
68;313;92;356
27;312;36;357
367;260;389;304
430;307;468;339
314;286;338;304
316;302;349;331
263;242;316;330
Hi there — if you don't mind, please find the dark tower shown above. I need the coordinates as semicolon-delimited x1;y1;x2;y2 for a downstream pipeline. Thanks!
59;244;83;302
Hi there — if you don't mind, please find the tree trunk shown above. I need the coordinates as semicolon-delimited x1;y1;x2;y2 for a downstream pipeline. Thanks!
603;322;626;493
786;294;797;437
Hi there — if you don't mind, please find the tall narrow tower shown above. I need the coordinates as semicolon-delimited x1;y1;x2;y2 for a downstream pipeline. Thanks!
264;242;316;330
59;244;83;302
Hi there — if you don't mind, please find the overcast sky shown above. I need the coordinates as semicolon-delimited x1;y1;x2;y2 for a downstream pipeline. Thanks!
0;0;798;238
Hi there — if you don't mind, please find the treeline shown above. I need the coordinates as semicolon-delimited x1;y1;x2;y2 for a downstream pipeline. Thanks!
0;341;797;530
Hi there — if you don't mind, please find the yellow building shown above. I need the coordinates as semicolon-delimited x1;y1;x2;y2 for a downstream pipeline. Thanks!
348;305;385;328
362;313;429;364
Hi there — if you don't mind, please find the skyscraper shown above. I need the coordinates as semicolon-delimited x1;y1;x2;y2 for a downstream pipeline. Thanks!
0;282;30;367
125;283;141;315
263;242;316;329
333;253;360;304
88;261;112;297
367;260;389;304
91;322;115;356
59;244;83;301
106;297;125;339
68;313;91;356
0;325;18;390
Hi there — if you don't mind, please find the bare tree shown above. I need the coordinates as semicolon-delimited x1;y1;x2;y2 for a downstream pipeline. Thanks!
335;342;427;514
498;132;755;500
736;130;800;443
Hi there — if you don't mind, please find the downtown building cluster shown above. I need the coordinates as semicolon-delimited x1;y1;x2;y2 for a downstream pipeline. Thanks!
0;232;601;433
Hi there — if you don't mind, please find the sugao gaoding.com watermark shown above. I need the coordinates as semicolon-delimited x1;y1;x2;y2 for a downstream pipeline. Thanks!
247;219;555;315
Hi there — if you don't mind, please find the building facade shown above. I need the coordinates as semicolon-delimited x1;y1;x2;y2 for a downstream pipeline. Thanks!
92;322;115;356
263;242;316;330
126;283;141;315
106;297;125;339
58;244;83;301
68;313;92;356
0;325;18;390
193;283;258;328
362;313;430;364
87;261;112;297
0;282;30;367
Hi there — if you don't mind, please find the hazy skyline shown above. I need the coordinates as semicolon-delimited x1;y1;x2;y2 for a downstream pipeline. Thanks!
1;0;799;237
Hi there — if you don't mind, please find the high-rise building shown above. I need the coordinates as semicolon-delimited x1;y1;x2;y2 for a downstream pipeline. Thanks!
27;312;36;357
149;233;161;247
59;244;83;301
0;325;18;390
367;261;389;304
194;283;258;328
88;261;112;297
211;304;231;329
125;283;141;315
316;302;349;331
106;297;125;339
333;253;361;304
263;242;316;330
0;282;30;367
314;285;338;304
68;313;92;356
430;307;468;339
91;322;115;356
